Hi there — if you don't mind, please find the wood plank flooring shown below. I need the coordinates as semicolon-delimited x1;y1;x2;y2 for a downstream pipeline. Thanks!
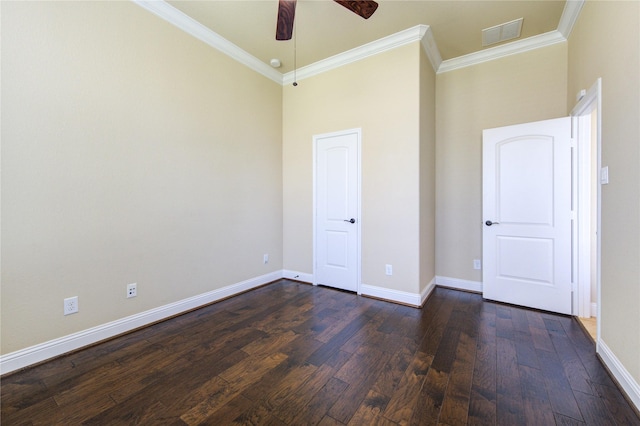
2;280;639;425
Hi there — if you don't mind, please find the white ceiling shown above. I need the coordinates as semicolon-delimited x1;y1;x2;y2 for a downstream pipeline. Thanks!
138;1;581;82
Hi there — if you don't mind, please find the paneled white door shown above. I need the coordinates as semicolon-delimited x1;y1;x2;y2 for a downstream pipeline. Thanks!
483;117;572;314
314;129;360;293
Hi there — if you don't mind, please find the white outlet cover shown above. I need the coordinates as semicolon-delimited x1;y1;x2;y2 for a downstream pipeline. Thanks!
127;283;137;298
64;296;78;315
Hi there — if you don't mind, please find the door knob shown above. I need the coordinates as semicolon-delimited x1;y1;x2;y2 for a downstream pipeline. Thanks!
344;218;356;224
485;220;500;226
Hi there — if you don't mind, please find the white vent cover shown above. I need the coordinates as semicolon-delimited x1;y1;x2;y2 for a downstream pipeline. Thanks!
482;18;523;46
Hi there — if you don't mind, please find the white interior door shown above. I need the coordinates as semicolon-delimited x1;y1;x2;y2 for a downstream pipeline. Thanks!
314;129;360;293
483;117;572;314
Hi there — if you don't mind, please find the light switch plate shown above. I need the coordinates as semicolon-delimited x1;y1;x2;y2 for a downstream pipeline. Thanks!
601;166;609;185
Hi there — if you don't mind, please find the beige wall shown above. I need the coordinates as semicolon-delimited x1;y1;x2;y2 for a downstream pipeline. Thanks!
1;2;283;354
282;43;425;294
435;43;568;282
420;48;437;294
567;0;640;382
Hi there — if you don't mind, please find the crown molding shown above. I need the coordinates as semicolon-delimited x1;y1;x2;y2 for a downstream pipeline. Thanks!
558;0;585;38
133;0;283;84
437;0;583;73
283;25;434;85
437;30;567;74
133;0;583;82
421;26;443;72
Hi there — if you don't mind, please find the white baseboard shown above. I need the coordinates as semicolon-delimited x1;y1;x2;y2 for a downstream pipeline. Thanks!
435;275;483;293
283;271;434;308
597;339;640;412
0;270;283;375
282;270;313;284
360;283;424;307
420;278;437;306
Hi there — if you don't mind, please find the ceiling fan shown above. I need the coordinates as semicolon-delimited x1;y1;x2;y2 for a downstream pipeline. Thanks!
276;0;379;40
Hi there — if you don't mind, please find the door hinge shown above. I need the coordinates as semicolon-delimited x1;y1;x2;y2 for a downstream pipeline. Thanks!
570;138;577;148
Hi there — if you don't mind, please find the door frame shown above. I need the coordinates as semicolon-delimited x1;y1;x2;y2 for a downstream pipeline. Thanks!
312;128;362;294
571;79;602;333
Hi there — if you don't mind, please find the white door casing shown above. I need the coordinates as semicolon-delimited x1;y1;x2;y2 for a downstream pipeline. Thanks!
483;117;573;314
313;129;361;293
571;78;602;324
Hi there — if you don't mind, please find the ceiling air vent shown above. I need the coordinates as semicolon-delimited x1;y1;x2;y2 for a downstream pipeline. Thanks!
482;18;523;46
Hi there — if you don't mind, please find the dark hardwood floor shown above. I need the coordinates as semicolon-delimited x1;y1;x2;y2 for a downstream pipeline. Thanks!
2;280;639;425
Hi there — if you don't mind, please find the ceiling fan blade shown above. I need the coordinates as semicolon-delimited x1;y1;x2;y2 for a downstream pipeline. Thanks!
334;0;378;19
276;0;296;40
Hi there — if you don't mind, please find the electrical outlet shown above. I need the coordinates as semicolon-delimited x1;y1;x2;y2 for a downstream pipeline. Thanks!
385;264;393;276
127;283;137;298
64;296;78;315
473;259;482;270
263;254;269;264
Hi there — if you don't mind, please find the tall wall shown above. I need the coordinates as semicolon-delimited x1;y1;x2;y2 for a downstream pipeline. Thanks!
282;43;429;295
567;0;640;384
435;43;568;284
1;1;283;354
419;48;437;295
